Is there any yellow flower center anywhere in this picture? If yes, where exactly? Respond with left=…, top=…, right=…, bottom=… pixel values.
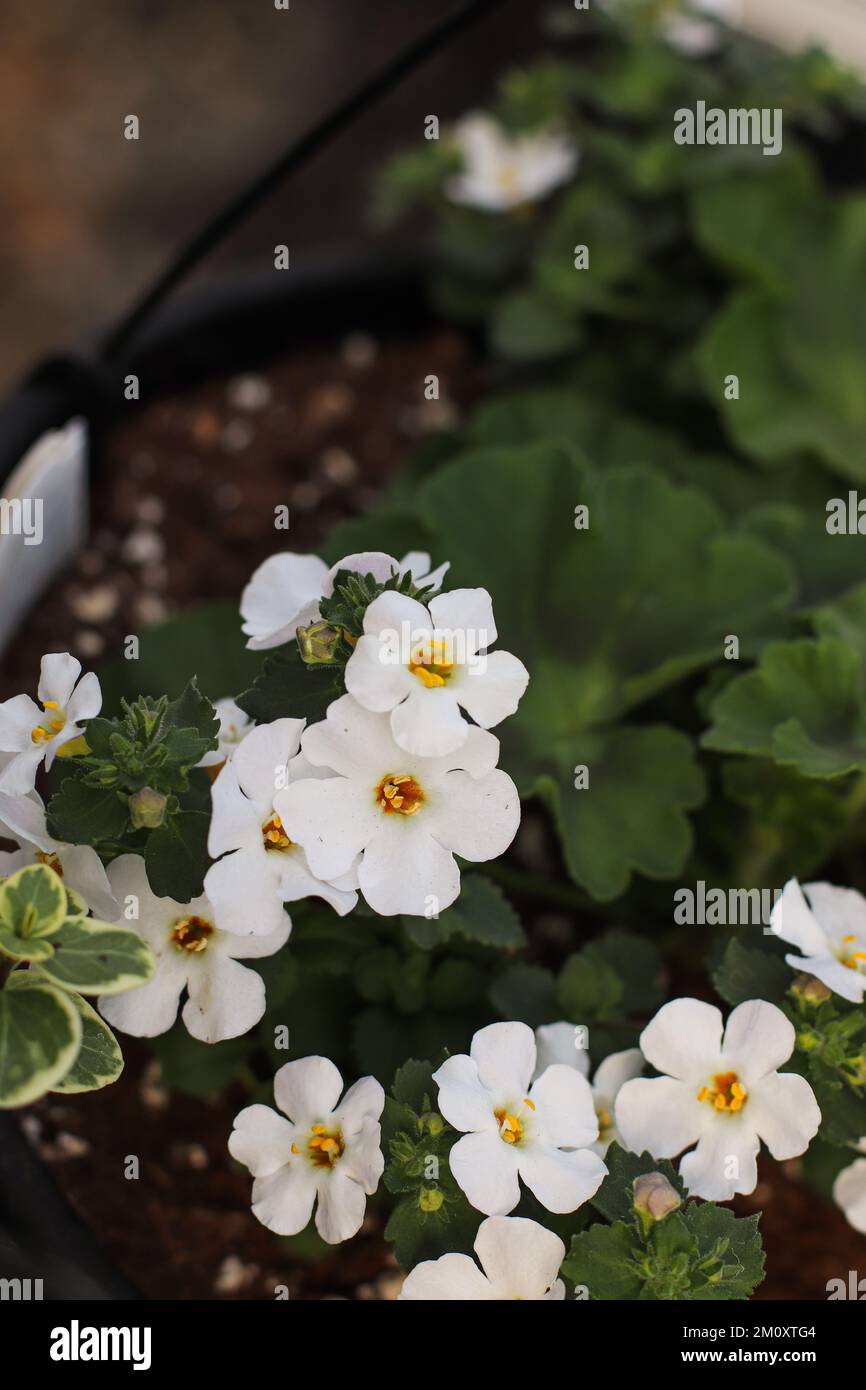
left=30, top=700, right=66, bottom=744
left=596, top=1105, right=613, bottom=1141
left=494, top=1097, right=535, bottom=1146
left=170, top=915, right=214, bottom=953
left=841, top=934, right=866, bottom=972
left=495, top=161, right=520, bottom=195
left=697, top=1071, right=748, bottom=1113
left=408, top=638, right=454, bottom=689
left=296, top=1123, right=345, bottom=1168
left=376, top=773, right=424, bottom=816
left=35, top=850, right=64, bottom=878
left=262, top=813, right=293, bottom=852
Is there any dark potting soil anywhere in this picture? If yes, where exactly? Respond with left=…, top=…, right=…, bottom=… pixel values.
left=1, top=329, right=864, bottom=1299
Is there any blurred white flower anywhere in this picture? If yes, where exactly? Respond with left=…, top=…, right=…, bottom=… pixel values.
left=197, top=697, right=254, bottom=769
left=770, top=878, right=866, bottom=1004
left=447, top=113, right=578, bottom=212
left=229, top=1056, right=384, bottom=1244
left=204, top=718, right=357, bottom=937
left=834, top=1141, right=866, bottom=1235
left=344, top=586, right=529, bottom=758
left=0, top=653, right=101, bottom=794
left=240, top=549, right=449, bottom=651
left=97, top=854, right=288, bottom=1043
left=275, top=695, right=519, bottom=917
left=615, top=998, right=821, bottom=1201
left=434, top=1021, right=607, bottom=1216
left=399, top=1215, right=565, bottom=1300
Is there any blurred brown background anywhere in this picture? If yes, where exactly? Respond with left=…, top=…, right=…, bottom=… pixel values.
left=0, top=0, right=537, bottom=389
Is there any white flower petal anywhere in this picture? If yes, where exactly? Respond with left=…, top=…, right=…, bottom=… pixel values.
left=98, top=959, right=186, bottom=1038
left=433, top=1054, right=498, bottom=1133
left=203, top=845, right=286, bottom=937
left=229, top=1103, right=295, bottom=1176
left=276, top=776, right=378, bottom=883
left=804, top=880, right=866, bottom=946
left=787, top=953, right=866, bottom=1003
left=333, top=1075, right=385, bottom=1132
left=770, top=878, right=833, bottom=957
left=534, top=1022, right=591, bottom=1078
left=232, top=718, right=304, bottom=808
left=448, top=1130, right=522, bottom=1215
left=399, top=1253, right=496, bottom=1300
left=454, top=650, right=529, bottom=729
left=679, top=1123, right=759, bottom=1201
left=314, top=1167, right=367, bottom=1244
left=344, top=633, right=415, bottom=713
left=0, top=694, right=45, bottom=751
left=251, top=1164, right=318, bottom=1234
left=615, top=1076, right=705, bottom=1158
left=300, top=694, right=404, bottom=779
left=470, top=1020, right=536, bottom=1096
left=240, top=553, right=328, bottom=648
left=182, top=954, right=266, bottom=1043
left=219, top=914, right=291, bottom=960
left=0, top=789, right=52, bottom=849
left=517, top=1143, right=607, bottom=1214
left=340, top=1114, right=384, bottom=1193
left=639, top=998, right=724, bottom=1084
left=592, top=1048, right=644, bottom=1100
left=38, top=652, right=81, bottom=707
left=322, top=551, right=401, bottom=596
left=530, top=1066, right=599, bottom=1149
left=207, top=762, right=261, bottom=858
left=426, top=768, right=520, bottom=863
left=834, top=1157, right=866, bottom=1234
left=66, top=670, right=102, bottom=723
left=0, top=745, right=45, bottom=795
left=59, top=845, right=119, bottom=919
left=390, top=686, right=468, bottom=758
left=722, top=999, right=796, bottom=1083
left=474, top=1215, right=565, bottom=1299
left=273, top=1055, right=344, bottom=1124
left=357, top=818, right=460, bottom=917
left=428, top=587, right=498, bottom=650
left=277, top=847, right=357, bottom=917
left=747, top=1071, right=821, bottom=1159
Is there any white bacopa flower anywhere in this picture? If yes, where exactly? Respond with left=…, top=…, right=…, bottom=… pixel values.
left=615, top=998, right=821, bottom=1202
left=97, top=855, right=288, bottom=1043
left=770, top=878, right=866, bottom=1004
left=534, top=1022, right=643, bottom=1156
left=275, top=695, right=519, bottom=917
left=204, top=717, right=357, bottom=937
left=446, top=112, right=578, bottom=213
left=0, top=653, right=101, bottom=795
left=344, top=587, right=529, bottom=758
left=399, top=1215, right=565, bottom=1300
left=240, top=549, right=449, bottom=651
left=833, top=1140, right=866, bottom=1235
left=229, top=1056, right=384, bottom=1244
left=0, top=789, right=117, bottom=920
left=197, top=697, right=254, bottom=769
left=433, top=1021, right=607, bottom=1216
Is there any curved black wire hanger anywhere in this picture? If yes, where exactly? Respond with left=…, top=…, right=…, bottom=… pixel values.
left=103, top=0, right=512, bottom=362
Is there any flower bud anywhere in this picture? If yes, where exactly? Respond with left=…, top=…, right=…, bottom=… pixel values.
left=419, top=1186, right=444, bottom=1213
left=296, top=621, right=342, bottom=665
left=129, top=786, right=168, bottom=830
left=791, top=973, right=832, bottom=1005
left=633, top=1172, right=681, bottom=1231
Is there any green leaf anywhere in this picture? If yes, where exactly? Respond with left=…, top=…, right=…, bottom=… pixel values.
left=145, top=809, right=211, bottom=902
left=383, top=1191, right=480, bottom=1270
left=683, top=1204, right=765, bottom=1301
left=35, top=916, right=155, bottom=995
left=147, top=1021, right=256, bottom=1099
left=97, top=602, right=260, bottom=707
left=711, top=939, right=791, bottom=1009
left=702, top=638, right=866, bottom=777
left=489, top=288, right=582, bottom=362
left=49, top=990, right=123, bottom=1093
left=0, top=978, right=82, bottom=1108
left=0, top=863, right=68, bottom=939
left=562, top=1220, right=644, bottom=1299
left=47, top=778, right=129, bottom=847
left=591, top=1144, right=685, bottom=1225
left=403, top=876, right=525, bottom=951
left=414, top=444, right=790, bottom=898
left=235, top=644, right=341, bottom=725
left=391, top=1058, right=437, bottom=1113
left=489, top=963, right=557, bottom=1027
left=0, top=930, right=54, bottom=964
left=556, top=949, right=622, bottom=1023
